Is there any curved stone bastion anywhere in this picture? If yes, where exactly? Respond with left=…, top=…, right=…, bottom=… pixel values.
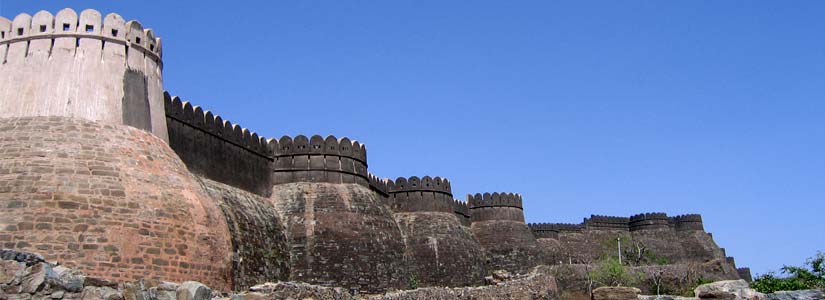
left=268, top=136, right=408, bottom=293
left=0, top=117, right=233, bottom=289
left=386, top=176, right=487, bottom=287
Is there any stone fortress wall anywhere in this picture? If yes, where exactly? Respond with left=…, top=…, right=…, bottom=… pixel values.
left=0, top=8, right=749, bottom=294
left=0, top=9, right=167, bottom=141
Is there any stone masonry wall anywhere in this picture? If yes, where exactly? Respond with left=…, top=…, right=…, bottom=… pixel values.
left=165, top=94, right=272, bottom=196
left=196, top=177, right=290, bottom=291
left=394, top=212, right=487, bottom=287
left=269, top=183, right=409, bottom=293
left=0, top=9, right=167, bottom=141
left=0, top=117, right=233, bottom=290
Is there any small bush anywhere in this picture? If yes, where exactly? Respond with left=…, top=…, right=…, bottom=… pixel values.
left=751, top=251, right=824, bottom=293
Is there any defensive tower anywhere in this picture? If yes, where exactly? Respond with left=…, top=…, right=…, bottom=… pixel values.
left=468, top=193, right=543, bottom=273
left=268, top=135, right=407, bottom=293
left=0, top=9, right=168, bottom=141
left=387, top=176, right=486, bottom=287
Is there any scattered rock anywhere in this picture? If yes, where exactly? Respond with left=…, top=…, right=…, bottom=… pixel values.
left=157, top=282, right=179, bottom=292
left=20, top=262, right=49, bottom=293
left=694, top=280, right=764, bottom=300
left=176, top=281, right=211, bottom=300
left=592, top=286, right=642, bottom=300
left=51, top=265, right=86, bottom=292
left=765, top=290, right=825, bottom=300
left=51, top=290, right=65, bottom=299
left=0, top=249, right=46, bottom=266
left=81, top=286, right=123, bottom=300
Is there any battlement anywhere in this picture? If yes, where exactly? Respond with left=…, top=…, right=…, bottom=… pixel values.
left=583, top=215, right=631, bottom=230
left=271, top=135, right=369, bottom=186
left=164, top=93, right=273, bottom=195
left=467, top=192, right=523, bottom=209
left=468, top=193, right=525, bottom=223
left=669, top=214, right=705, bottom=231
left=0, top=9, right=162, bottom=61
left=453, top=199, right=470, bottom=219
left=386, top=176, right=454, bottom=213
left=0, top=9, right=168, bottom=141
left=165, top=93, right=269, bottom=156
left=629, top=212, right=671, bottom=231
left=527, top=223, right=560, bottom=239
left=368, top=173, right=389, bottom=196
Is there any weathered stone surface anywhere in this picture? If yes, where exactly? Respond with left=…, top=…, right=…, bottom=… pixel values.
left=176, top=282, right=210, bottom=300
left=694, top=280, right=763, bottom=300
left=0, top=9, right=168, bottom=141
left=197, top=178, right=289, bottom=290
left=393, top=212, right=487, bottom=287
left=270, top=183, right=408, bottom=293
left=638, top=295, right=697, bottom=300
left=592, top=286, right=641, bottom=300
left=0, top=117, right=233, bottom=290
left=52, top=265, right=86, bottom=292
left=20, top=263, right=48, bottom=293
left=765, top=290, right=825, bottom=300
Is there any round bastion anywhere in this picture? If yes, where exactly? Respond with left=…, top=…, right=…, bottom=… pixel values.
left=0, top=117, right=233, bottom=290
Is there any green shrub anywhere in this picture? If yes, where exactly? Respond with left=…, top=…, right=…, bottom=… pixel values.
left=751, top=251, right=824, bottom=293
left=588, top=256, right=641, bottom=287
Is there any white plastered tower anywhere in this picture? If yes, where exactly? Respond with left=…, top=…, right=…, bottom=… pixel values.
left=0, top=8, right=167, bottom=141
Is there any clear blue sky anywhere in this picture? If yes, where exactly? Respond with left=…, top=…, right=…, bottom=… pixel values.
left=3, top=1, right=823, bottom=277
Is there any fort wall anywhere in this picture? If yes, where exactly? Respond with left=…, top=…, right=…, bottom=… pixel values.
left=164, top=93, right=272, bottom=196
left=0, top=9, right=167, bottom=141
left=0, top=7, right=751, bottom=292
left=386, top=176, right=454, bottom=213
left=528, top=213, right=725, bottom=266
left=468, top=192, right=543, bottom=274
left=271, top=135, right=369, bottom=186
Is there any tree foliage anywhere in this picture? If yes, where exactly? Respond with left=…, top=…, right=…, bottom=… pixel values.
left=587, top=256, right=641, bottom=287
left=751, top=251, right=825, bottom=293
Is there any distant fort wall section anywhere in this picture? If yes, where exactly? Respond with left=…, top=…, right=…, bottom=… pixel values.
left=386, top=176, right=454, bottom=213
left=271, top=135, right=369, bottom=186
left=468, top=192, right=524, bottom=223
left=0, top=9, right=167, bottom=141
left=163, top=95, right=388, bottom=196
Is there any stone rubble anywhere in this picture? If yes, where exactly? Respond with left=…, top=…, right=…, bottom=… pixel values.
left=0, top=249, right=559, bottom=300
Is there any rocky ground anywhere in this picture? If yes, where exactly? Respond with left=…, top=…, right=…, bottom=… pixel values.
left=0, top=249, right=559, bottom=300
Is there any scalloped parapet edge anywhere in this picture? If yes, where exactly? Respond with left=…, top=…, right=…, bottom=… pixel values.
left=270, top=134, right=369, bottom=186
left=368, top=173, right=389, bottom=196
left=164, top=92, right=269, bottom=157
left=466, top=192, right=523, bottom=209
left=386, top=176, right=454, bottom=213
left=467, top=192, right=525, bottom=223
left=0, top=8, right=162, bottom=64
left=669, top=214, right=704, bottom=231
left=583, top=215, right=631, bottom=230
left=628, top=212, right=670, bottom=231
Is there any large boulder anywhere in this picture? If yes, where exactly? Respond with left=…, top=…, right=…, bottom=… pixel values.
left=592, top=286, right=641, bottom=300
left=694, top=280, right=764, bottom=300
left=765, top=290, right=825, bottom=300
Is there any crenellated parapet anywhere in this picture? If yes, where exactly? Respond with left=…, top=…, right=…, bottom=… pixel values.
left=467, top=192, right=525, bottom=223
left=164, top=93, right=269, bottom=157
left=386, top=176, right=454, bottom=213
left=368, top=173, right=389, bottom=196
left=669, top=214, right=704, bottom=231
left=163, top=93, right=273, bottom=195
left=271, top=135, right=369, bottom=186
left=0, top=9, right=168, bottom=141
left=584, top=215, right=630, bottom=230
left=629, top=212, right=671, bottom=231
left=453, top=199, right=471, bottom=225
left=527, top=223, right=560, bottom=239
